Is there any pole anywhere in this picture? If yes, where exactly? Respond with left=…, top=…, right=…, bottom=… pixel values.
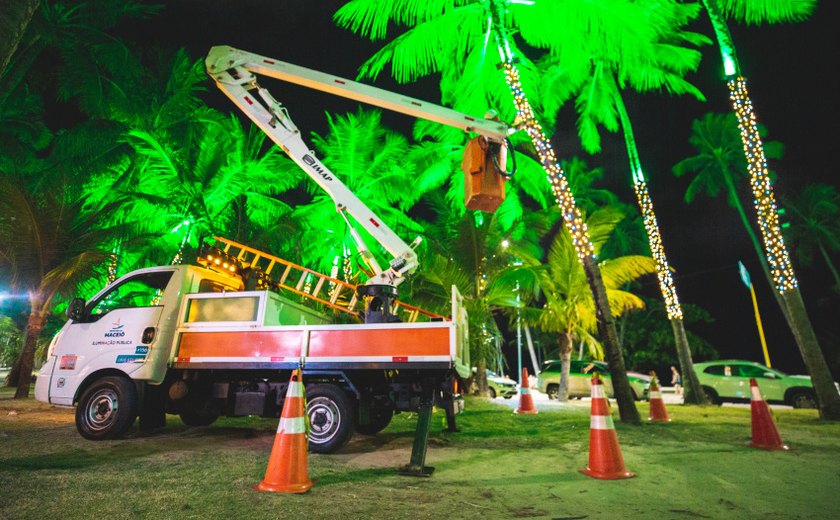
left=516, top=283, right=522, bottom=386
left=749, top=283, right=772, bottom=367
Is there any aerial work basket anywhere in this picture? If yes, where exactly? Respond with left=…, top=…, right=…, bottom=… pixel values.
left=461, top=136, right=508, bottom=213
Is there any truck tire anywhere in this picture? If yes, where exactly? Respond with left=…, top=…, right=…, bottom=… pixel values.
left=306, top=384, right=355, bottom=453
left=356, top=406, right=394, bottom=435
left=179, top=402, right=221, bottom=427
left=75, top=376, right=138, bottom=440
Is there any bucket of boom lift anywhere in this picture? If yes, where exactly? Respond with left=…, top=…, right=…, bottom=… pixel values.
left=462, top=136, right=507, bottom=213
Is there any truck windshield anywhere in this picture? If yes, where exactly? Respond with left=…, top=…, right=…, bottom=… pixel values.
left=88, top=271, right=174, bottom=319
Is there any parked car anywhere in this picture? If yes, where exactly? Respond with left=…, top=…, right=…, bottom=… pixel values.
left=536, top=360, right=650, bottom=401
left=486, top=369, right=518, bottom=399
left=692, top=360, right=819, bottom=408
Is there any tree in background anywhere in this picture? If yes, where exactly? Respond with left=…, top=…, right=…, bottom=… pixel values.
left=696, top=0, right=839, bottom=419
left=538, top=0, right=710, bottom=403
left=782, top=184, right=840, bottom=292
left=0, top=154, right=135, bottom=398
left=515, top=206, right=657, bottom=401
left=333, top=0, right=683, bottom=423
left=622, top=296, right=718, bottom=373
left=292, top=108, right=423, bottom=279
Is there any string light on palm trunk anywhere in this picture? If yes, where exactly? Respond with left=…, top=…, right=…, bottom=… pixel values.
left=170, top=219, right=192, bottom=266
left=632, top=174, right=683, bottom=319
left=727, top=76, right=797, bottom=292
left=502, top=62, right=593, bottom=260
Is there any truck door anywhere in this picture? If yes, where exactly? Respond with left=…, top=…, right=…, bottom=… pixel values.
left=46, top=270, right=174, bottom=405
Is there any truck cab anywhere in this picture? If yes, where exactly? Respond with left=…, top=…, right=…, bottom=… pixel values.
left=35, top=266, right=239, bottom=423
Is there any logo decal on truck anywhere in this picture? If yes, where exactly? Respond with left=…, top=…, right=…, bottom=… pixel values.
left=105, top=319, right=126, bottom=338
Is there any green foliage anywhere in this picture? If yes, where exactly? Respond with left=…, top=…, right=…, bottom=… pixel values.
left=0, top=316, right=23, bottom=367
left=515, top=206, right=658, bottom=360
left=621, top=296, right=718, bottom=371
left=782, top=183, right=840, bottom=276
left=718, top=0, right=816, bottom=26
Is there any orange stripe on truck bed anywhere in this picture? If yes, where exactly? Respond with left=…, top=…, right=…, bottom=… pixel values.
left=178, top=331, right=303, bottom=358
left=308, top=327, right=449, bottom=357
left=177, top=326, right=451, bottom=359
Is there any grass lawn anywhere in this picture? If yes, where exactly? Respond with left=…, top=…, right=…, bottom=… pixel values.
left=2, top=385, right=839, bottom=519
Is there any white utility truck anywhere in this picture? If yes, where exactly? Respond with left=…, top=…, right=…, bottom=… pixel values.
left=35, top=46, right=511, bottom=453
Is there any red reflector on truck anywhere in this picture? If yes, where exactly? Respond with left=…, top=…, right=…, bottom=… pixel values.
left=392, top=356, right=408, bottom=362
left=177, top=357, right=190, bottom=362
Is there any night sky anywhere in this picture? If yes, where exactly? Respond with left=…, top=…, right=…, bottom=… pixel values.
left=125, top=0, right=839, bottom=374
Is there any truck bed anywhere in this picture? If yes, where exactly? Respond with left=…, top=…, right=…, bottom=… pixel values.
left=171, top=288, right=469, bottom=376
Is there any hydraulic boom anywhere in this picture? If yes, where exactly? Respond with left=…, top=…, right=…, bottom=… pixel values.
left=206, top=45, right=511, bottom=290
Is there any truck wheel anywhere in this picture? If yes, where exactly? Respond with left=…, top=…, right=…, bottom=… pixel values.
left=356, top=406, right=394, bottom=435
left=306, top=384, right=355, bottom=453
left=76, top=376, right=138, bottom=440
left=179, top=402, right=220, bottom=427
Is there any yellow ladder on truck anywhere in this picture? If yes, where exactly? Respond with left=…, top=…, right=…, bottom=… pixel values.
left=208, top=236, right=444, bottom=323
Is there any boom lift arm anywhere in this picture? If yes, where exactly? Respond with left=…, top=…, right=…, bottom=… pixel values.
left=205, top=45, right=511, bottom=290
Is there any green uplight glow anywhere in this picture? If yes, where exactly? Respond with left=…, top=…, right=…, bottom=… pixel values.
left=723, top=55, right=736, bottom=76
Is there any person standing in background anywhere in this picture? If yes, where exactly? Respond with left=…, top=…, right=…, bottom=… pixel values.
left=670, top=365, right=682, bottom=396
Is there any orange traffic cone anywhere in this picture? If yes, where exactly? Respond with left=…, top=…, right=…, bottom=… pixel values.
left=749, top=378, right=789, bottom=451
left=580, top=373, right=636, bottom=480
left=255, top=369, right=313, bottom=493
left=514, top=368, right=538, bottom=414
left=647, top=371, right=671, bottom=423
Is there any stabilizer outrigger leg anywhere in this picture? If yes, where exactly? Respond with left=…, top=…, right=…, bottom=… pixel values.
left=399, top=387, right=435, bottom=477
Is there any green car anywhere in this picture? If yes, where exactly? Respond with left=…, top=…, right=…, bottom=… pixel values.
left=692, top=360, right=819, bottom=408
left=486, top=369, right=518, bottom=399
left=536, top=360, right=650, bottom=401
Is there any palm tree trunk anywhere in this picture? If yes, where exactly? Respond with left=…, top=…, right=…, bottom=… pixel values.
left=13, top=298, right=46, bottom=399
left=475, top=358, right=490, bottom=397
left=616, top=93, right=706, bottom=405
left=0, top=0, right=39, bottom=76
left=558, top=332, right=572, bottom=401
left=782, top=289, right=840, bottom=419
left=703, top=1, right=838, bottom=420
left=489, top=9, right=639, bottom=423
left=670, top=318, right=707, bottom=405
left=718, top=165, right=794, bottom=330
left=582, top=254, right=640, bottom=422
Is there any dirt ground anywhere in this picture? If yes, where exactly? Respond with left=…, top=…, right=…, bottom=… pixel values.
left=2, top=393, right=839, bottom=520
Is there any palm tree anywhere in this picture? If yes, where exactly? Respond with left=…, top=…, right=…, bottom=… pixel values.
left=674, top=112, right=786, bottom=311
left=408, top=196, right=527, bottom=396
left=122, top=108, right=298, bottom=267
left=538, top=0, right=711, bottom=403
left=0, top=0, right=38, bottom=75
left=697, top=0, right=839, bottom=419
left=290, top=108, right=424, bottom=277
left=0, top=146, right=135, bottom=398
left=516, top=207, right=657, bottom=401
left=335, top=0, right=658, bottom=423
left=782, top=184, right=840, bottom=290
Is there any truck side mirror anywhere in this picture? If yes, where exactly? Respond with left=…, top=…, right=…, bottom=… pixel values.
left=67, top=298, right=86, bottom=321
